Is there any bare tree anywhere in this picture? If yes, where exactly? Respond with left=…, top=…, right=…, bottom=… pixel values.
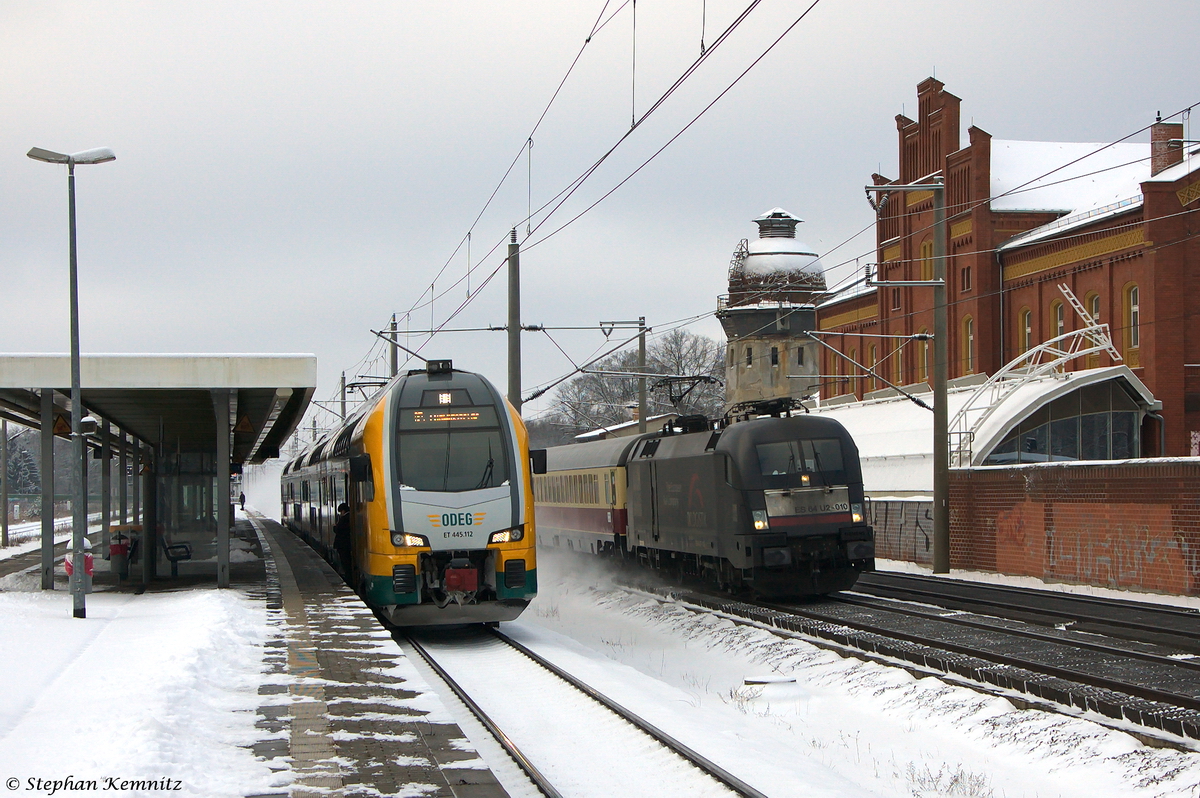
left=533, top=329, right=725, bottom=445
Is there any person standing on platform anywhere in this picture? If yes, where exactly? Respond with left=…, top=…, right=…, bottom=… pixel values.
left=239, top=492, right=246, bottom=510
left=333, top=502, right=352, bottom=579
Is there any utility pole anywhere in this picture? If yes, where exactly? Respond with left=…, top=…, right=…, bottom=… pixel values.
left=389, top=314, right=398, bottom=378
left=638, top=316, right=647, bottom=433
left=508, top=229, right=522, bottom=414
left=340, top=371, right=347, bottom=420
left=865, top=178, right=949, bottom=573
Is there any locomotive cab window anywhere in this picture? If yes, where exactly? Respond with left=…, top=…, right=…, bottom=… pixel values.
left=396, top=405, right=509, bottom=492
left=756, top=438, right=846, bottom=485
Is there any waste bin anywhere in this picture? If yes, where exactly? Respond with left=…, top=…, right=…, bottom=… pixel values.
left=109, top=533, right=130, bottom=580
left=63, top=540, right=95, bottom=593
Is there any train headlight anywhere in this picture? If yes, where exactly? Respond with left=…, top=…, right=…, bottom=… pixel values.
left=392, top=532, right=428, bottom=548
left=489, top=527, right=524, bottom=545
left=752, top=510, right=769, bottom=531
left=801, top=474, right=810, bottom=486
left=851, top=503, right=863, bottom=524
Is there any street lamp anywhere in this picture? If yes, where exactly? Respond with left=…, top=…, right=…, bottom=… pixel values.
left=28, top=145, right=116, bottom=619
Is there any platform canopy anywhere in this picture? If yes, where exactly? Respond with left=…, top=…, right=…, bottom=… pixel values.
left=0, top=354, right=315, bottom=462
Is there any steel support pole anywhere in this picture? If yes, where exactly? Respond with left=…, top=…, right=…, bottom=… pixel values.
left=131, top=442, right=140, bottom=529
left=119, top=431, right=127, bottom=525
left=932, top=188, right=950, bottom=574
left=389, top=315, right=398, bottom=378
left=143, top=445, right=156, bottom=584
left=638, top=317, right=647, bottom=434
left=101, top=420, right=111, bottom=555
left=507, top=229, right=522, bottom=414
left=1, top=419, right=8, bottom=548
left=340, top=371, right=346, bottom=420
left=41, top=389, right=54, bottom=589
left=214, top=390, right=231, bottom=588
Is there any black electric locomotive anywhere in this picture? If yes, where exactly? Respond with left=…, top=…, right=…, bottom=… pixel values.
left=534, top=409, right=874, bottom=596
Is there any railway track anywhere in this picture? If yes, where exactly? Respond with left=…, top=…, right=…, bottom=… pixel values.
left=851, top=570, right=1200, bottom=655
left=622, top=580, right=1200, bottom=746
left=401, top=627, right=768, bottom=798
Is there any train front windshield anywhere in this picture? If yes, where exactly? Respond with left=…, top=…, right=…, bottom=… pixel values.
left=756, top=438, right=846, bottom=485
left=397, top=406, right=510, bottom=492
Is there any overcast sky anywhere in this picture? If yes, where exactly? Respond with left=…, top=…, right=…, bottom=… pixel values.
left=3, top=0, right=1197, bottom=432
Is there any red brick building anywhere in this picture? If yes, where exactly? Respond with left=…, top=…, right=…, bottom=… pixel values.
left=817, top=79, right=1200, bottom=455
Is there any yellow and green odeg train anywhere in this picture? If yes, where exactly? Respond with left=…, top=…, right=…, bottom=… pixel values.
left=281, top=360, right=541, bottom=626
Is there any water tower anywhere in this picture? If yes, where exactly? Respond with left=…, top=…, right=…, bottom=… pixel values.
left=717, top=209, right=824, bottom=408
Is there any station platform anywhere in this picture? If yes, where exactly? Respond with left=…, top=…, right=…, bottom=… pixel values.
left=0, top=515, right=509, bottom=798
left=247, top=515, right=510, bottom=798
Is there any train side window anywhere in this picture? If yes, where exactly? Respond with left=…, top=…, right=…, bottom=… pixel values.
left=723, top=455, right=735, bottom=486
left=349, top=454, right=374, bottom=503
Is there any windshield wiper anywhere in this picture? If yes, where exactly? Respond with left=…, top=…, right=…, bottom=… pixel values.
left=475, top=440, right=495, bottom=489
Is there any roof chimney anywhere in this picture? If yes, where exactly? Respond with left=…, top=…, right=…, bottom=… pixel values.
left=1151, top=117, right=1184, bottom=177
left=754, top=208, right=801, bottom=239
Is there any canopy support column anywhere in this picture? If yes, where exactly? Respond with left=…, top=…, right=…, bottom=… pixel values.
left=213, top=390, right=231, bottom=588
left=40, top=389, right=55, bottom=590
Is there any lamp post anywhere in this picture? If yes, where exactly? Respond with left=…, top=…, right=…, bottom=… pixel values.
left=28, top=146, right=116, bottom=618
left=865, top=178, right=950, bottom=573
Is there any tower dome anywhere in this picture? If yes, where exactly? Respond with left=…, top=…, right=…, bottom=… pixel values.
left=728, top=209, right=826, bottom=306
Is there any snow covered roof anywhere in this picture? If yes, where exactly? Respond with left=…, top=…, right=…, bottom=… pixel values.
left=574, top=413, right=678, bottom=442
left=989, top=140, right=1148, bottom=214
left=809, top=366, right=1156, bottom=494
left=1143, top=151, right=1200, bottom=184
left=998, top=195, right=1143, bottom=251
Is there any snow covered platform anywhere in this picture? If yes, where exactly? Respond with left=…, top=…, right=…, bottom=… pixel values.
left=252, top=516, right=510, bottom=798
left=0, top=516, right=510, bottom=798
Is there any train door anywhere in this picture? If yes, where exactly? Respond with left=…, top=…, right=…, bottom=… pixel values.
left=649, top=462, right=661, bottom=542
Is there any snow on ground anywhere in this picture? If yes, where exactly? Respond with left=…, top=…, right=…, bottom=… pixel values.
left=0, top=515, right=102, bottom=563
left=515, top=550, right=1200, bottom=798
left=0, top=584, right=286, bottom=797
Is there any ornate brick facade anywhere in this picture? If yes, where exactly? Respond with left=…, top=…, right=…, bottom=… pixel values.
left=817, top=79, right=1200, bottom=455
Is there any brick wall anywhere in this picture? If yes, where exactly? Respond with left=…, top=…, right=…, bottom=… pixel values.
left=949, top=461, right=1200, bottom=596
left=869, top=499, right=934, bottom=566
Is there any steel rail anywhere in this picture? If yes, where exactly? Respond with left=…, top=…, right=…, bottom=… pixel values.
left=486, top=628, right=770, bottom=798
left=827, top=592, right=1200, bottom=673
left=758, top=597, right=1200, bottom=712
left=853, top=571, right=1200, bottom=643
left=404, top=634, right=564, bottom=798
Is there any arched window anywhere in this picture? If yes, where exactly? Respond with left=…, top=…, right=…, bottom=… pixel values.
left=962, top=316, right=975, bottom=374
left=919, top=239, right=934, bottom=281
left=894, top=344, right=904, bottom=385
left=869, top=344, right=878, bottom=391
left=1086, top=292, right=1101, bottom=325
left=1020, top=308, right=1033, bottom=353
left=1127, top=285, right=1140, bottom=348
left=1124, top=284, right=1141, bottom=366
left=847, top=348, right=856, bottom=395
left=1049, top=300, right=1065, bottom=340
left=917, top=328, right=929, bottom=382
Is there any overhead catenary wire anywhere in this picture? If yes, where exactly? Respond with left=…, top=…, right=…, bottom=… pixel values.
left=384, top=0, right=792, bottom=368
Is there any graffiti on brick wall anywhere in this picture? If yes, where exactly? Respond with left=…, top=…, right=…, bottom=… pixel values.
left=869, top=500, right=933, bottom=565
left=995, top=501, right=1044, bottom=578
left=1045, top=503, right=1189, bottom=594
